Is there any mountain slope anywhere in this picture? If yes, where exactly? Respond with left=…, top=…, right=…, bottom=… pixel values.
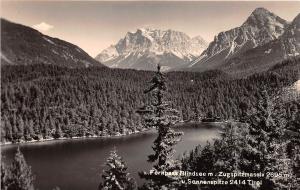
left=188, top=8, right=291, bottom=75
left=219, top=13, right=300, bottom=76
left=95, top=28, right=207, bottom=71
left=281, top=13, right=300, bottom=57
left=1, top=19, right=104, bottom=68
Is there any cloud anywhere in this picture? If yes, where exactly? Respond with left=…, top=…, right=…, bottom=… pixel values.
left=33, top=22, right=54, bottom=32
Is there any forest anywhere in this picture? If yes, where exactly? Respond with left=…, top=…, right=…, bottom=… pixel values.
left=1, top=57, right=299, bottom=190
left=1, top=57, right=299, bottom=143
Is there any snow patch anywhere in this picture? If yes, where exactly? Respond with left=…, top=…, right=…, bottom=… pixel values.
left=0, top=52, right=13, bottom=64
left=51, top=49, right=59, bottom=55
left=82, top=60, right=91, bottom=68
left=97, top=45, right=119, bottom=62
left=225, top=39, right=237, bottom=58
left=43, top=36, right=56, bottom=45
left=103, top=56, right=118, bottom=62
left=141, top=30, right=154, bottom=42
left=171, top=50, right=184, bottom=59
left=161, top=66, right=171, bottom=72
left=264, top=49, right=272, bottom=54
left=188, top=54, right=207, bottom=67
left=288, top=52, right=300, bottom=56
left=111, top=63, right=120, bottom=68
left=294, top=80, right=300, bottom=92
left=124, top=53, right=131, bottom=59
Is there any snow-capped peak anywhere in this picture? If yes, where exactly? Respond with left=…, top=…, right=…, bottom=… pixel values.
left=96, top=45, right=119, bottom=62
left=95, top=28, right=208, bottom=70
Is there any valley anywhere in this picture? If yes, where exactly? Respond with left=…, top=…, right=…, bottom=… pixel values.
left=1, top=3, right=299, bottom=190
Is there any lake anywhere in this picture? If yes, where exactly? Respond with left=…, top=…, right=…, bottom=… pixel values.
left=1, top=123, right=221, bottom=190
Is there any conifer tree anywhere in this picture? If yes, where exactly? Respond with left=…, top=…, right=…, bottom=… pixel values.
left=240, top=90, right=291, bottom=190
left=137, top=64, right=183, bottom=189
left=1, top=162, right=7, bottom=190
left=98, top=148, right=135, bottom=190
left=53, top=122, right=63, bottom=139
left=179, top=122, right=251, bottom=190
left=4, top=147, right=35, bottom=190
left=191, top=101, right=201, bottom=122
left=286, top=102, right=300, bottom=180
left=181, top=90, right=297, bottom=190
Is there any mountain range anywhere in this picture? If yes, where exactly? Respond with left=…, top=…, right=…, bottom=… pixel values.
left=1, top=7, right=299, bottom=75
left=95, top=28, right=208, bottom=71
left=187, top=8, right=300, bottom=76
left=0, top=19, right=104, bottom=68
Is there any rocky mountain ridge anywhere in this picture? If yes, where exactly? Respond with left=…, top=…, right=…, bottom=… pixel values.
left=96, top=28, right=208, bottom=71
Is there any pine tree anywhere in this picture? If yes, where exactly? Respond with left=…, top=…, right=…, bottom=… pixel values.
left=191, top=101, right=201, bottom=122
left=17, top=116, right=24, bottom=141
left=214, top=123, right=248, bottom=172
left=4, top=147, right=35, bottom=190
left=53, top=122, right=63, bottom=139
left=179, top=122, right=251, bottom=190
left=137, top=64, right=183, bottom=189
left=1, top=162, right=7, bottom=190
left=286, top=101, right=300, bottom=181
left=2, top=115, right=12, bottom=142
left=241, top=90, right=291, bottom=190
left=98, top=148, right=135, bottom=190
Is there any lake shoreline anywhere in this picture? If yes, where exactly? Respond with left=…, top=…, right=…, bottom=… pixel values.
left=1, top=123, right=221, bottom=190
left=0, top=128, right=153, bottom=147
left=1, top=121, right=225, bottom=147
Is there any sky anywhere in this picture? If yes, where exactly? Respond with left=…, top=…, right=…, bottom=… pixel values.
left=1, top=1, right=300, bottom=57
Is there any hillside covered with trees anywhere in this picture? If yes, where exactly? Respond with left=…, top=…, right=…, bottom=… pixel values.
left=1, top=57, right=299, bottom=143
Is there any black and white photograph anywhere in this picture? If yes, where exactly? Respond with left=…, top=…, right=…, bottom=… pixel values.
left=0, top=0, right=299, bottom=190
